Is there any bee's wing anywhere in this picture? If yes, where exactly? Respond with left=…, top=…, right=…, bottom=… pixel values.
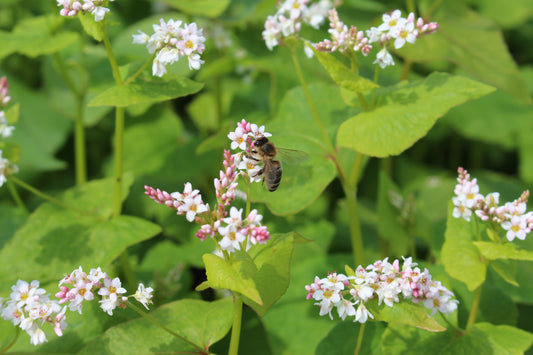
left=277, top=148, right=310, bottom=165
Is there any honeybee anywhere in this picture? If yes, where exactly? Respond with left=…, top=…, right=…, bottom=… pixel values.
left=249, top=136, right=308, bottom=192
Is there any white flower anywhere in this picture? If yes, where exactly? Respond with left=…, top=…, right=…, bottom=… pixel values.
left=91, top=6, right=109, bottom=22
left=134, top=283, right=154, bottom=310
left=228, top=127, right=249, bottom=150
left=373, top=48, right=395, bottom=68
left=0, top=111, right=14, bottom=138
left=392, top=21, right=417, bottom=49
left=250, top=124, right=272, bottom=139
left=336, top=298, right=356, bottom=320
left=501, top=215, right=530, bottom=241
left=355, top=302, right=374, bottom=323
left=378, top=10, right=405, bottom=32
left=178, top=194, right=208, bottom=222
left=218, top=225, right=246, bottom=252
left=132, top=30, right=149, bottom=45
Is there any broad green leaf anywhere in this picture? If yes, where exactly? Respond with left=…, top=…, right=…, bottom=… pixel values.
left=381, top=323, right=456, bottom=355
left=78, top=12, right=104, bottom=41
left=381, top=323, right=533, bottom=355
left=203, top=252, right=263, bottom=305
left=8, top=78, right=71, bottom=173
left=473, top=241, right=533, bottom=261
left=519, top=116, right=533, bottom=184
left=262, top=254, right=352, bottom=355
left=0, top=142, right=20, bottom=164
left=88, top=78, right=204, bottom=107
left=0, top=203, right=25, bottom=249
left=157, top=0, right=231, bottom=17
left=0, top=16, right=79, bottom=59
left=312, top=49, right=378, bottom=93
left=366, top=299, right=446, bottom=332
left=241, top=232, right=295, bottom=316
left=398, top=0, right=530, bottom=103
left=478, top=285, right=518, bottom=326
left=377, top=172, right=411, bottom=256
left=250, top=84, right=356, bottom=215
left=441, top=202, right=487, bottom=291
left=337, top=73, right=495, bottom=157
left=0, top=175, right=163, bottom=286
left=490, top=260, right=519, bottom=287
left=78, top=298, right=233, bottom=354
left=442, top=90, right=533, bottom=151
left=475, top=0, right=533, bottom=28
left=316, top=321, right=386, bottom=355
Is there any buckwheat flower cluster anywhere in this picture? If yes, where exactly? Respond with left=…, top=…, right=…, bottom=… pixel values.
left=56, top=266, right=153, bottom=316
left=316, top=9, right=372, bottom=55
left=0, top=77, right=18, bottom=187
left=305, top=257, right=458, bottom=323
left=1, top=280, right=67, bottom=346
left=366, top=9, right=438, bottom=68
left=132, top=19, right=206, bottom=77
left=57, top=0, right=114, bottom=22
left=452, top=167, right=533, bottom=242
left=262, top=0, right=336, bottom=50
left=145, top=119, right=272, bottom=254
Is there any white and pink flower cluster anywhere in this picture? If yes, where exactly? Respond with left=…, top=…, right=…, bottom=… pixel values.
left=262, top=0, right=336, bottom=50
left=305, top=257, right=458, bottom=323
left=0, top=76, right=18, bottom=187
left=132, top=19, right=206, bottom=77
left=316, top=9, right=438, bottom=68
left=366, top=9, right=438, bottom=68
left=57, top=0, right=114, bottom=22
left=145, top=120, right=272, bottom=254
left=227, top=119, right=272, bottom=183
left=316, top=9, right=372, bottom=56
left=452, top=167, right=533, bottom=242
left=56, top=266, right=153, bottom=315
left=1, top=280, right=67, bottom=346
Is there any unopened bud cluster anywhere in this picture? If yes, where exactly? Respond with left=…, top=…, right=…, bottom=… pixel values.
left=133, top=19, right=206, bottom=77
left=57, top=0, right=114, bottom=22
left=305, top=257, right=458, bottom=323
left=0, top=76, right=18, bottom=187
left=453, top=167, right=533, bottom=242
left=262, top=0, right=337, bottom=50
left=317, top=9, right=438, bottom=68
left=145, top=119, right=272, bottom=254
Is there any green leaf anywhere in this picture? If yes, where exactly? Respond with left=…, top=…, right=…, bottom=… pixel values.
left=0, top=16, right=79, bottom=59
left=78, top=298, right=233, bottom=354
left=88, top=78, right=204, bottom=107
left=312, top=48, right=378, bottom=92
left=78, top=12, right=105, bottom=41
left=381, top=323, right=456, bottom=355
left=473, top=241, right=533, bottom=261
left=203, top=252, right=263, bottom=305
left=250, top=84, right=356, bottom=215
left=157, top=0, right=231, bottom=17
left=490, top=260, right=519, bottom=287
left=337, top=72, right=495, bottom=157
left=241, top=232, right=295, bottom=316
left=398, top=0, right=530, bottom=103
left=441, top=202, right=487, bottom=291
left=316, top=321, right=386, bottom=355
left=0, top=175, right=163, bottom=286
left=366, top=300, right=446, bottom=332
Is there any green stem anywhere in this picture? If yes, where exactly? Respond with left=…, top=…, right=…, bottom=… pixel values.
left=53, top=53, right=87, bottom=185
left=406, top=0, right=416, bottom=14
left=354, top=322, right=366, bottom=355
left=126, top=301, right=204, bottom=352
left=102, top=23, right=136, bottom=289
left=400, top=59, right=412, bottom=82
left=7, top=179, right=28, bottom=215
left=124, top=55, right=155, bottom=85
left=370, top=65, right=380, bottom=109
left=74, top=97, right=87, bottom=185
left=344, top=184, right=365, bottom=266
left=289, top=48, right=335, bottom=155
left=8, top=176, right=103, bottom=220
left=466, top=286, right=482, bottom=330
left=0, top=327, right=19, bottom=354
left=228, top=293, right=243, bottom=355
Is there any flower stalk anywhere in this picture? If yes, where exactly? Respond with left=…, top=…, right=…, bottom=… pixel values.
left=228, top=293, right=243, bottom=355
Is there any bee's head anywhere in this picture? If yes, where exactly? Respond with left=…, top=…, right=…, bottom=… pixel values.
left=253, top=136, right=269, bottom=147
